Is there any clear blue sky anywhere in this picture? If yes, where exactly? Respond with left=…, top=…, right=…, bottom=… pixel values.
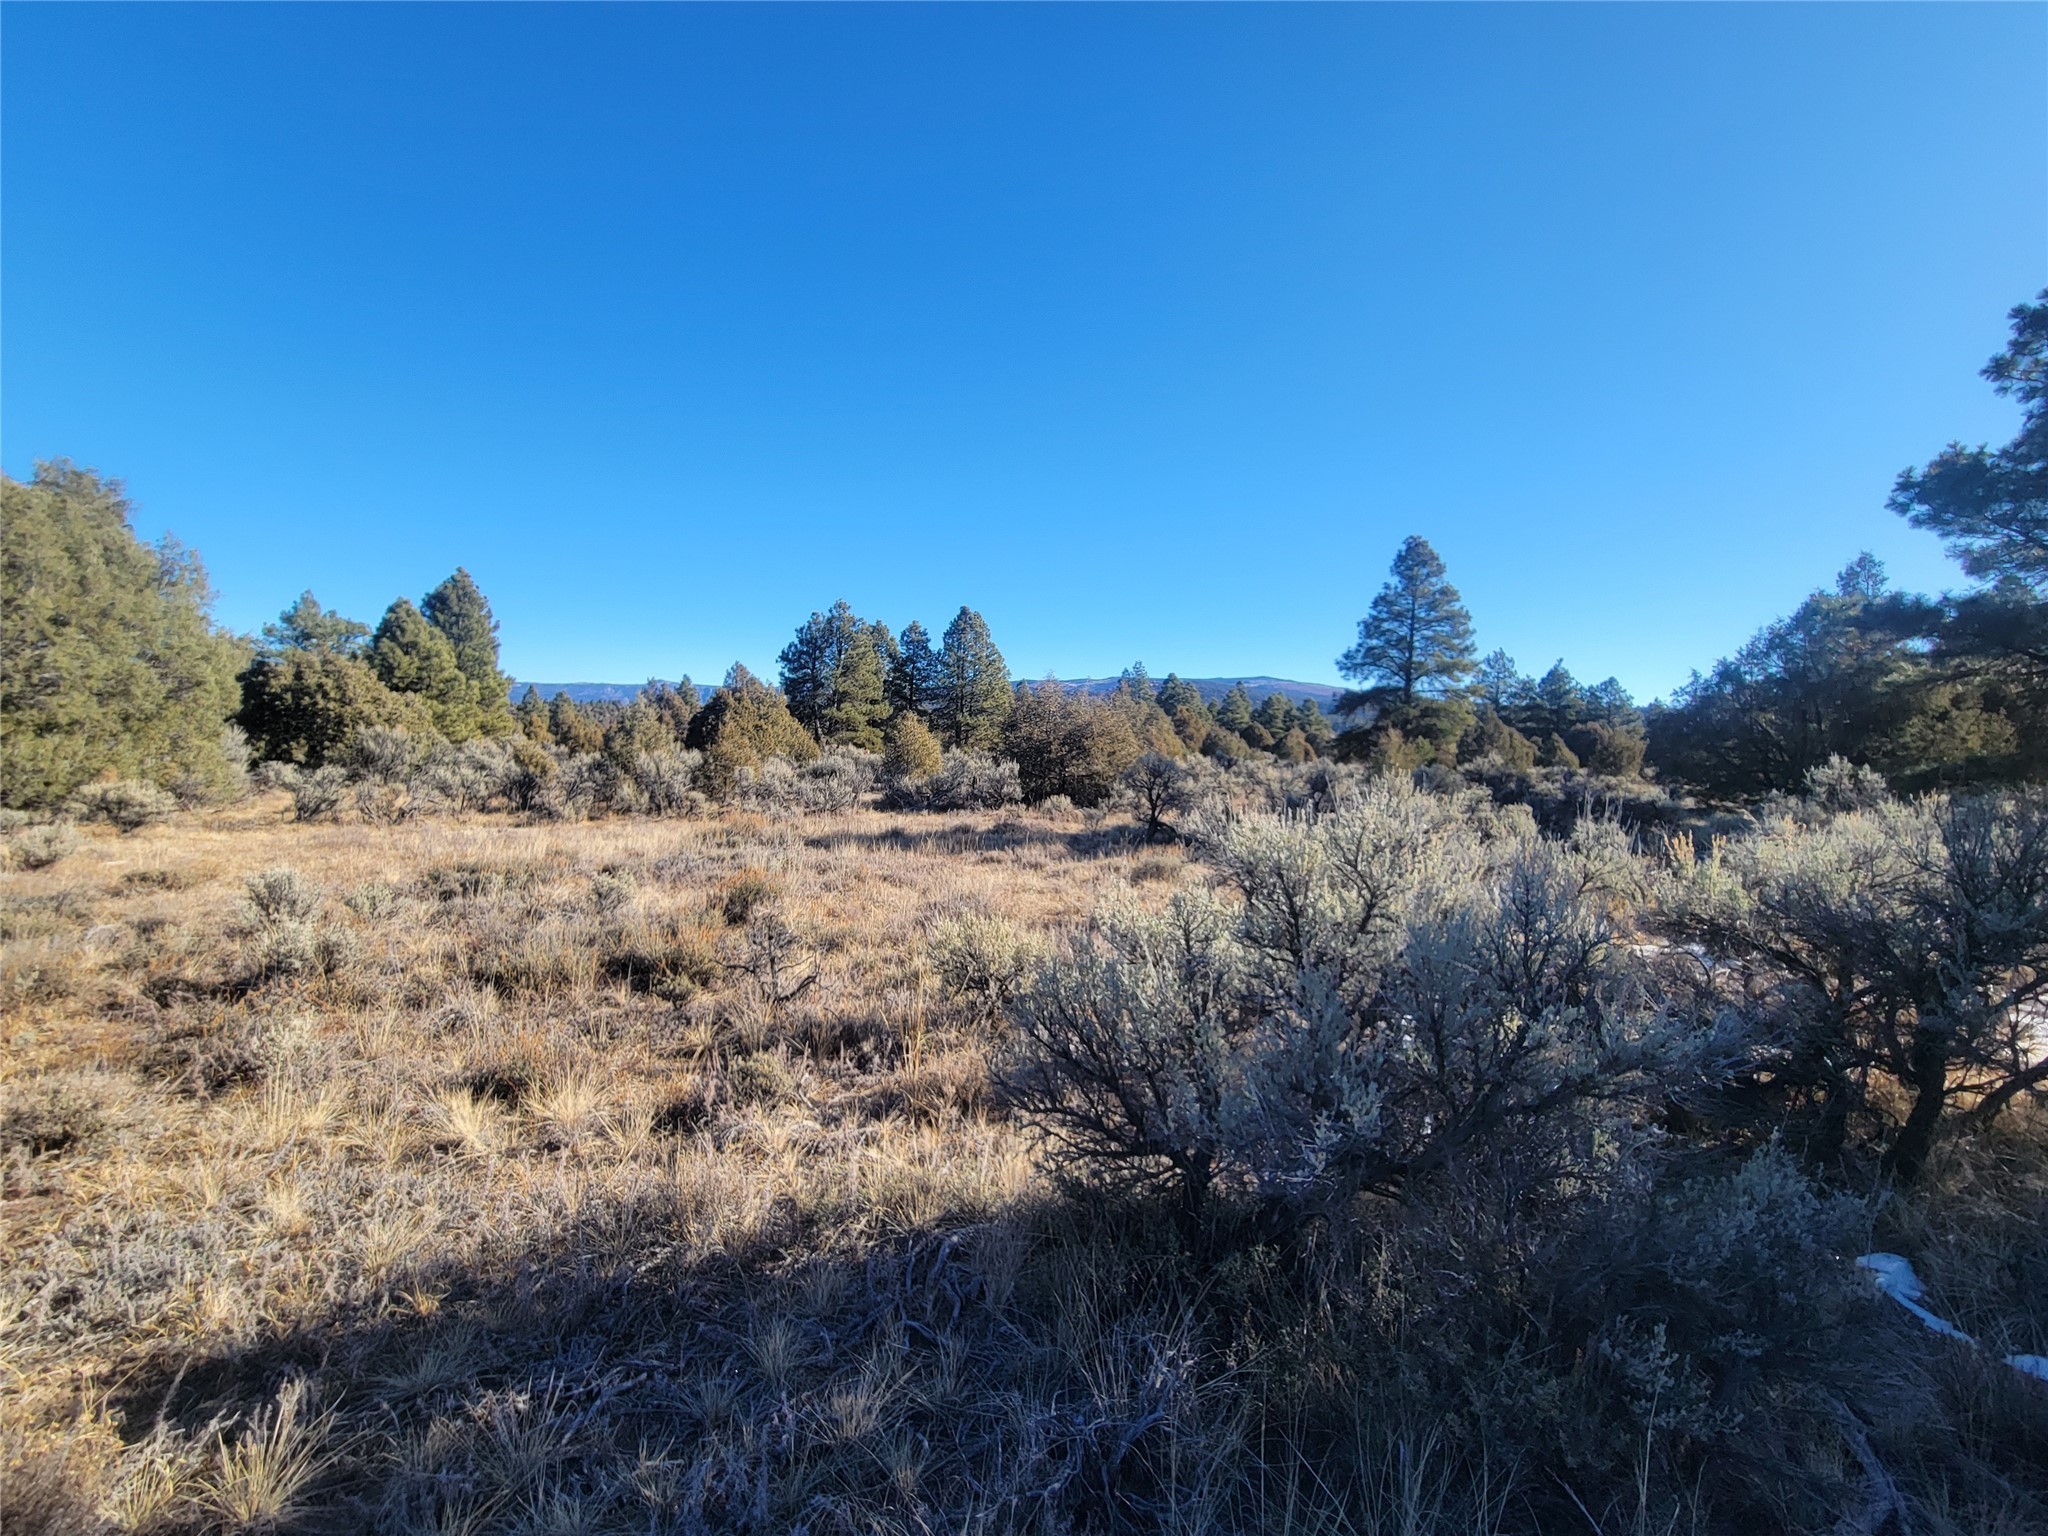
left=4, top=4, right=2043, bottom=699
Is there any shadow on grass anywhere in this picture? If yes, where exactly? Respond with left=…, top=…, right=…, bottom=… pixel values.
left=102, top=1173, right=1248, bottom=1536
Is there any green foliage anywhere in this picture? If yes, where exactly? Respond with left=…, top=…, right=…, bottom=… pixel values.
left=1, top=462, right=248, bottom=809
left=1646, top=557, right=2012, bottom=795
left=1538, top=731, right=1580, bottom=770
left=1890, top=290, right=2048, bottom=591
left=421, top=568, right=513, bottom=723
left=602, top=698, right=675, bottom=769
left=883, top=711, right=943, bottom=780
left=934, top=607, right=1012, bottom=750
left=260, top=591, right=369, bottom=657
left=546, top=692, right=605, bottom=755
left=1462, top=707, right=1538, bottom=770
left=690, top=665, right=819, bottom=796
left=371, top=598, right=488, bottom=740
left=1154, top=672, right=1207, bottom=719
left=1336, top=535, right=1477, bottom=716
left=885, top=619, right=939, bottom=719
left=513, top=685, right=549, bottom=741
left=1212, top=682, right=1255, bottom=735
left=1003, top=681, right=1142, bottom=806
left=238, top=651, right=436, bottom=767
left=779, top=600, right=887, bottom=742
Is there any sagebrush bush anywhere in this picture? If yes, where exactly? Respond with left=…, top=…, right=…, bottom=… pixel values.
left=927, top=913, right=1041, bottom=1025
left=66, top=779, right=178, bottom=833
left=8, top=822, right=81, bottom=870
left=289, top=766, right=347, bottom=822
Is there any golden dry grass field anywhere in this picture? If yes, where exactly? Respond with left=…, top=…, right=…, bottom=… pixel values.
left=2, top=795, right=1232, bottom=1534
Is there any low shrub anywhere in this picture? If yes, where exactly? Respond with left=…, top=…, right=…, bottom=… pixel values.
left=67, top=779, right=178, bottom=833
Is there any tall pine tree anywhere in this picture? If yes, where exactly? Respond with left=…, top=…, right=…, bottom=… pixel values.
left=423, top=568, right=513, bottom=730
left=934, top=607, right=1012, bottom=749
left=887, top=620, right=940, bottom=718
left=1337, top=536, right=1477, bottom=714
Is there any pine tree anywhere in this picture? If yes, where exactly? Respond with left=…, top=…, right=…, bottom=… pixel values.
left=779, top=601, right=871, bottom=737
left=548, top=693, right=605, bottom=755
left=934, top=607, right=1012, bottom=749
left=1295, top=698, right=1336, bottom=752
left=262, top=591, right=370, bottom=657
left=821, top=629, right=890, bottom=749
left=1474, top=649, right=1528, bottom=715
left=515, top=685, right=550, bottom=742
left=1337, top=536, right=1477, bottom=719
left=1252, top=691, right=1297, bottom=739
left=644, top=679, right=699, bottom=744
left=422, top=569, right=513, bottom=730
left=1530, top=661, right=1585, bottom=738
left=2, top=462, right=248, bottom=808
left=887, top=620, right=940, bottom=718
left=1214, top=683, right=1255, bottom=735
left=1155, top=673, right=1206, bottom=719
left=1890, top=291, right=2048, bottom=592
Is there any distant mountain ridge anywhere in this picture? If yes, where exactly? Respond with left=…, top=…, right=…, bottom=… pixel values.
left=513, top=676, right=1344, bottom=710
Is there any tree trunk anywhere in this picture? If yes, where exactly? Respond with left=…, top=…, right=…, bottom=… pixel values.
left=1883, top=1030, right=1949, bottom=1184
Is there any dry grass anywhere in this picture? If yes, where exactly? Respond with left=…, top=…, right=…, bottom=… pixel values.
left=0, top=795, right=1194, bottom=1533
left=2, top=792, right=2041, bottom=1534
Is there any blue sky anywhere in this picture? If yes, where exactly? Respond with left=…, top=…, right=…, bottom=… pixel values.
left=4, top=4, right=2042, bottom=699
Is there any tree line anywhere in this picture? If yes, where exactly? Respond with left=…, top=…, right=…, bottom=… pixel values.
left=4, top=291, right=2042, bottom=813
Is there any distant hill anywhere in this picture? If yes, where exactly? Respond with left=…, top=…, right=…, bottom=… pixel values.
left=510, top=682, right=671, bottom=705
left=513, top=676, right=1347, bottom=712
left=1059, top=677, right=1344, bottom=711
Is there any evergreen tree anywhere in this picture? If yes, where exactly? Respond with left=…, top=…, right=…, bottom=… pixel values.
left=1295, top=698, right=1337, bottom=752
left=1252, top=691, right=1297, bottom=739
left=934, top=607, right=1012, bottom=749
left=547, top=692, right=606, bottom=755
left=690, top=665, right=818, bottom=793
left=604, top=698, right=675, bottom=767
left=1473, top=649, right=1528, bottom=715
left=645, top=679, right=700, bottom=744
left=1529, top=661, right=1585, bottom=738
left=514, top=685, right=550, bottom=742
left=1890, top=291, right=2048, bottom=592
left=262, top=591, right=370, bottom=657
left=238, top=650, right=434, bottom=767
left=1337, top=536, right=1477, bottom=718
left=821, top=628, right=890, bottom=749
left=1214, top=683, right=1256, bottom=735
left=779, top=600, right=871, bottom=737
left=884, top=712, right=943, bottom=779
left=422, top=568, right=512, bottom=706
left=1154, top=673, right=1206, bottom=718
left=1004, top=680, right=1141, bottom=806
left=2, top=462, right=248, bottom=808
left=887, top=620, right=940, bottom=719
left=370, top=598, right=481, bottom=738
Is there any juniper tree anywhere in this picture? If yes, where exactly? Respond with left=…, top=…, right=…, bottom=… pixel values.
left=883, top=711, right=943, bottom=780
left=548, top=692, right=605, bottom=755
left=934, top=607, right=1012, bottom=749
left=238, top=650, right=434, bottom=767
left=1337, top=536, right=1477, bottom=720
left=2, top=462, right=248, bottom=808
left=261, top=591, right=371, bottom=657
